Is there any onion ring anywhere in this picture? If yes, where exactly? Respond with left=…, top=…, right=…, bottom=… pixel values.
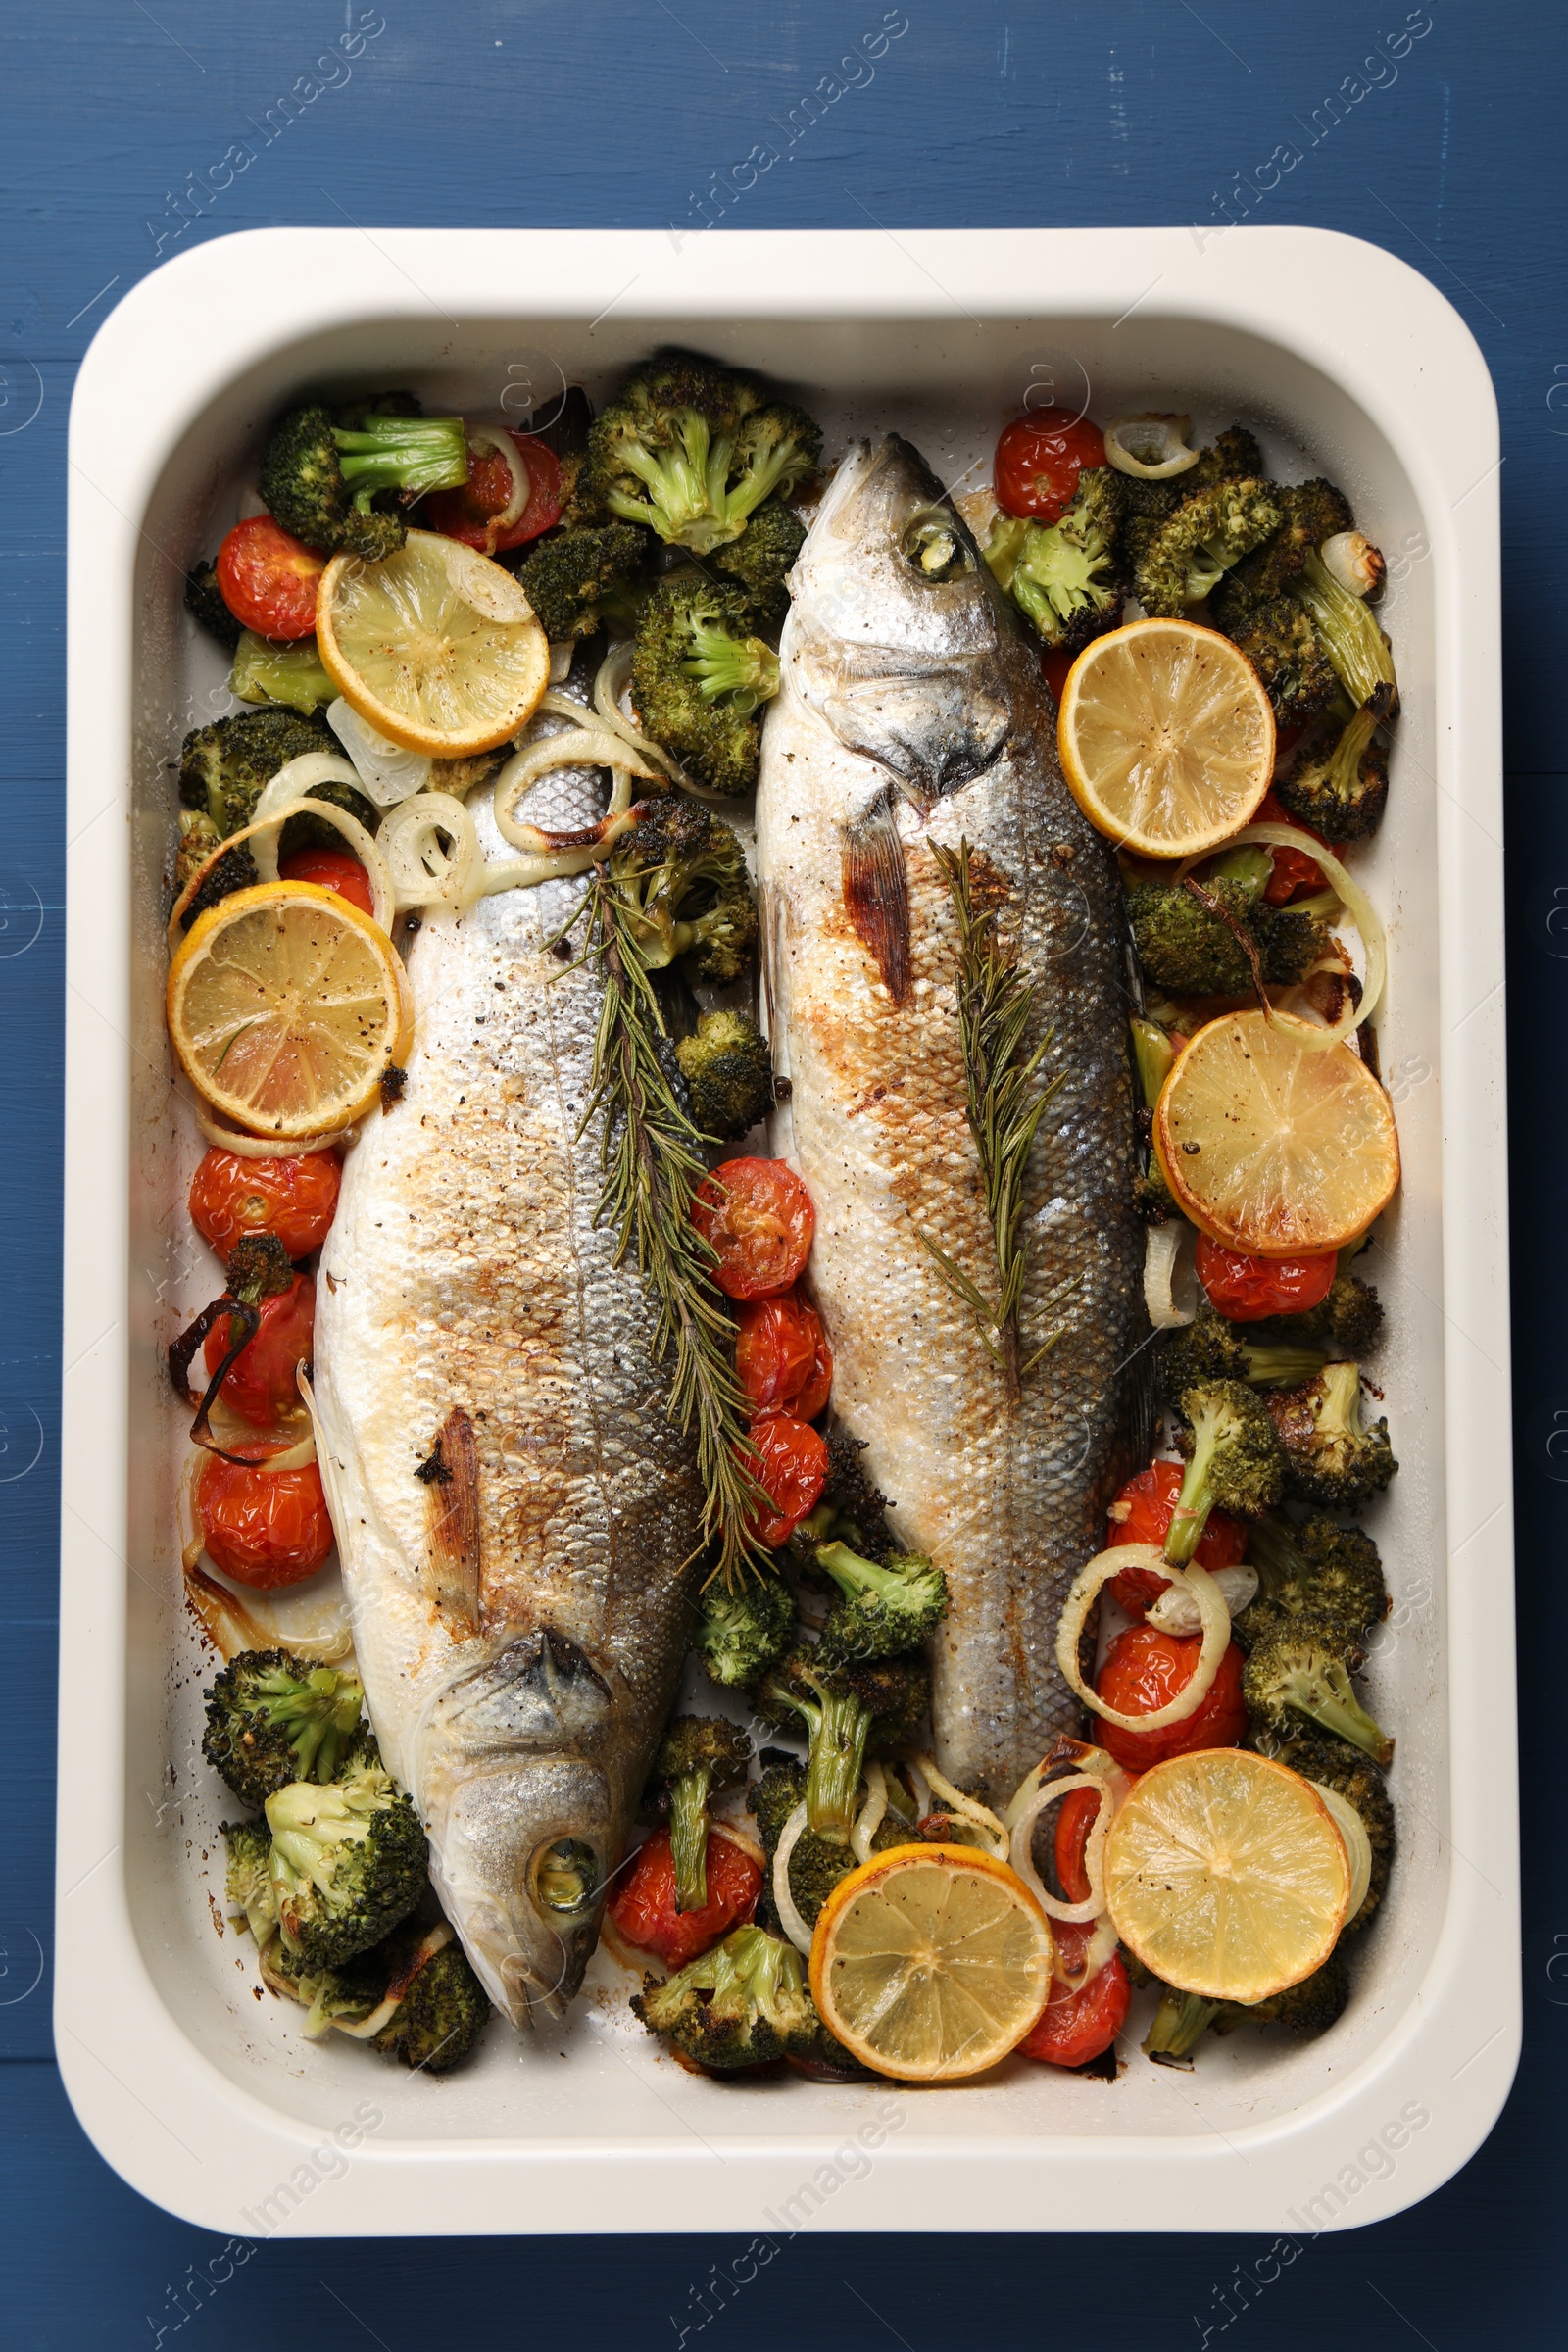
left=492, top=727, right=661, bottom=852
left=850, top=1762, right=888, bottom=1865
left=772, top=1801, right=815, bottom=1955
left=1181, top=822, right=1387, bottom=1051
left=1144, top=1221, right=1199, bottom=1328
left=1104, top=415, right=1200, bottom=480
left=167, top=795, right=395, bottom=948
left=1007, top=1770, right=1114, bottom=1924
left=1313, top=1784, right=1372, bottom=1924
left=194, top=1103, right=358, bottom=1158
left=379, top=791, right=482, bottom=910
left=465, top=423, right=529, bottom=531
left=907, top=1756, right=1010, bottom=1859
left=1054, top=1544, right=1231, bottom=1730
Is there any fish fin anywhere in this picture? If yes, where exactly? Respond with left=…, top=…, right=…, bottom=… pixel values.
left=423, top=1405, right=483, bottom=1635
left=841, top=789, right=911, bottom=1004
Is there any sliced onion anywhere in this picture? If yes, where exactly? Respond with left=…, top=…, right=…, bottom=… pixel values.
left=592, top=641, right=733, bottom=803
left=1056, top=1913, right=1120, bottom=1990
left=331, top=1924, right=457, bottom=2039
left=1003, top=1738, right=1131, bottom=1833
left=710, top=1819, right=766, bottom=1871
left=465, top=423, right=529, bottom=531
left=251, top=754, right=365, bottom=819
left=905, top=1757, right=933, bottom=1825
left=908, top=1757, right=1010, bottom=1860
left=1222, top=823, right=1387, bottom=1047
left=492, top=726, right=661, bottom=852
left=1319, top=530, right=1386, bottom=600
left=194, top=1103, right=358, bottom=1158
left=1104, top=415, right=1199, bottom=480
left=548, top=640, right=574, bottom=685
left=1312, top=1784, right=1373, bottom=1924
left=183, top=1562, right=354, bottom=1665
left=1145, top=1220, right=1199, bottom=1328
left=1147, top=1562, right=1256, bottom=1636
left=1055, top=1544, right=1230, bottom=1730
left=326, top=699, right=433, bottom=808
left=772, top=1801, right=815, bottom=1955
left=1008, top=1770, right=1114, bottom=1924
left=380, top=791, right=483, bottom=910
left=169, top=794, right=395, bottom=946
left=850, top=1762, right=888, bottom=1865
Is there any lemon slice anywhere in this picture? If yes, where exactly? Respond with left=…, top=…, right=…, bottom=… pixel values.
left=1105, top=1749, right=1349, bottom=2003
left=168, top=882, right=414, bottom=1140
left=316, top=527, right=549, bottom=757
left=808, top=1843, right=1054, bottom=2082
left=1057, top=617, right=1274, bottom=857
left=1153, top=1009, right=1399, bottom=1256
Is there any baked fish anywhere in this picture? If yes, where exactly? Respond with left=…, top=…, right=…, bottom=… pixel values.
left=755, top=436, right=1148, bottom=1805
left=311, top=769, right=703, bottom=2027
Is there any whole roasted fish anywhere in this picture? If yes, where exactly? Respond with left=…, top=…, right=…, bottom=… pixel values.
left=312, top=771, right=703, bottom=2027
left=756, top=436, right=1148, bottom=1805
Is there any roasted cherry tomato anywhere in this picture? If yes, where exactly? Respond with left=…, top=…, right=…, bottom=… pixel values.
left=1041, top=645, right=1076, bottom=707
left=735, top=1289, right=833, bottom=1422
left=994, top=410, right=1106, bottom=522
left=742, top=1412, right=829, bottom=1547
left=188, top=1148, right=342, bottom=1261
left=693, top=1157, right=814, bottom=1300
left=1195, top=1234, right=1338, bottom=1324
left=204, top=1273, right=316, bottom=1427
left=276, top=846, right=375, bottom=917
left=215, top=515, right=324, bottom=639
left=608, top=1827, right=762, bottom=1971
left=1255, top=788, right=1331, bottom=903
left=1054, top=1785, right=1103, bottom=1905
left=420, top=431, right=563, bottom=554
left=1105, top=1459, right=1248, bottom=1614
left=198, top=1446, right=335, bottom=1588
left=1017, top=1929, right=1130, bottom=2069
left=1095, top=1624, right=1248, bottom=1772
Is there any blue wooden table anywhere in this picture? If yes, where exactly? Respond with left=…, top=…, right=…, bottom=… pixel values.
left=3, top=2, right=1561, bottom=2339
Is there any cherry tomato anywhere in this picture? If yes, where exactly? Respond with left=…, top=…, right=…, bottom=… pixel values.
left=1255, top=788, right=1331, bottom=904
left=1195, top=1234, right=1338, bottom=1324
left=277, top=847, right=375, bottom=918
left=742, top=1413, right=828, bottom=1547
left=1041, top=646, right=1076, bottom=707
left=994, top=411, right=1106, bottom=522
left=735, top=1290, right=833, bottom=1422
left=188, top=1148, right=342, bottom=1260
left=693, top=1157, right=814, bottom=1300
left=420, top=432, right=563, bottom=554
left=1017, top=1931, right=1130, bottom=2069
left=609, top=1827, right=761, bottom=1971
left=1054, top=1785, right=1102, bottom=1904
left=1095, top=1624, right=1248, bottom=1772
left=198, top=1446, right=335, bottom=1588
left=215, top=515, right=324, bottom=639
left=204, top=1274, right=316, bottom=1427
left=1105, top=1459, right=1248, bottom=1614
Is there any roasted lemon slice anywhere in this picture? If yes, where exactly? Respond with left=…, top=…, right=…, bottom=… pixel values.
left=1153, top=1008, right=1399, bottom=1256
left=168, top=882, right=413, bottom=1140
left=1057, top=617, right=1274, bottom=857
left=1104, top=1749, right=1350, bottom=2004
left=809, top=1843, right=1054, bottom=2082
left=316, top=527, right=549, bottom=757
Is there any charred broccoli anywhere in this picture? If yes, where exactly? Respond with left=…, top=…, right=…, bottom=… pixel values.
left=811, top=1541, right=949, bottom=1666
left=711, top=497, right=807, bottom=623
left=586, top=354, right=821, bottom=555
left=1273, top=685, right=1394, bottom=842
left=643, top=1716, right=753, bottom=1913
left=1158, top=1304, right=1327, bottom=1400
left=1225, top=595, right=1341, bottom=727
left=1145, top=1944, right=1351, bottom=2060
left=1294, top=548, right=1398, bottom=710
left=692, top=1574, right=796, bottom=1692
left=184, top=558, right=243, bottom=649
left=1285, top=1269, right=1386, bottom=1359
left=1265, top=1363, right=1396, bottom=1507
left=1243, top=1512, right=1389, bottom=1641
left=1164, top=1379, right=1287, bottom=1562
left=748, top=1757, right=906, bottom=1932
left=1133, top=477, right=1282, bottom=616
left=178, top=707, right=336, bottom=838
left=260, top=395, right=468, bottom=562
left=675, top=1008, right=773, bottom=1141
left=983, top=466, right=1125, bottom=651
left=1243, top=1619, right=1394, bottom=1765
left=632, top=577, right=780, bottom=795
left=1210, top=478, right=1355, bottom=623
left=265, top=1756, right=427, bottom=1969
left=265, top=1918, right=491, bottom=2069
left=203, top=1650, right=367, bottom=1810
left=603, top=797, right=758, bottom=984
left=1252, top=1725, right=1394, bottom=1932
left=633, top=1923, right=822, bottom=2070
left=1143, top=1983, right=1222, bottom=2062
left=1126, top=849, right=1329, bottom=996
left=805, top=1429, right=896, bottom=1563
left=514, top=520, right=654, bottom=641
left=223, top=1818, right=279, bottom=1944
left=175, top=808, right=225, bottom=899
left=759, top=1649, right=929, bottom=1842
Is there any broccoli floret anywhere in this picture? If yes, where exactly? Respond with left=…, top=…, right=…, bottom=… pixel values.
left=748, top=1756, right=907, bottom=1933
left=203, top=1649, right=367, bottom=1810
left=603, top=797, right=758, bottom=984
left=692, top=1574, right=796, bottom=1692
left=265, top=1757, right=427, bottom=1969
left=983, top=466, right=1125, bottom=651
left=710, top=496, right=807, bottom=624
left=1211, top=478, right=1355, bottom=622
left=632, top=577, right=779, bottom=795
left=1294, top=548, right=1398, bottom=711
left=178, top=841, right=259, bottom=929
left=370, top=1929, right=492, bottom=2072
left=1265, top=1732, right=1394, bottom=1933
left=1144, top=1983, right=1222, bottom=2062
left=514, top=520, right=655, bottom=641
left=1159, top=1304, right=1327, bottom=1401
left=1243, top=1618, right=1394, bottom=1764
left=759, top=1650, right=929, bottom=1841
left=1273, top=686, right=1394, bottom=842
left=178, top=707, right=336, bottom=837
left=1287, top=1270, right=1386, bottom=1359
left=633, top=1923, right=822, bottom=2071
left=264, top=1934, right=391, bottom=2038
left=184, top=559, right=243, bottom=649
left=586, top=354, right=822, bottom=555
left=1241, top=1946, right=1350, bottom=2034
left=1126, top=861, right=1329, bottom=998
left=260, top=398, right=468, bottom=562
left=811, top=1542, right=949, bottom=1667
left=643, top=1716, right=753, bottom=1913
left=222, top=1818, right=279, bottom=1944
left=1226, top=595, right=1342, bottom=727
left=1265, top=1363, right=1397, bottom=1508
left=175, top=808, right=223, bottom=897
left=1134, top=477, right=1283, bottom=616
left=807, top=1428, right=896, bottom=1563
left=276, top=774, right=382, bottom=861
left=228, top=629, right=336, bottom=716
left=675, top=1008, right=773, bottom=1142
left=1245, top=1513, right=1389, bottom=1639
left=1165, top=1379, right=1287, bottom=1563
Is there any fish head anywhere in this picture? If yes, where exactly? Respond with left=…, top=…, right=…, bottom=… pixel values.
left=786, top=434, right=1015, bottom=811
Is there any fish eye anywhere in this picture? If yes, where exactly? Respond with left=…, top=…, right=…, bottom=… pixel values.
left=900, top=513, right=972, bottom=582
left=531, top=1837, right=602, bottom=1918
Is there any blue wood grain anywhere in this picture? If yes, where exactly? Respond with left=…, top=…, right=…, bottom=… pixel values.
left=2, top=0, right=1564, bottom=2337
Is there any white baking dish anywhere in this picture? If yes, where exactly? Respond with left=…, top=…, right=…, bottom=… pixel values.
left=60, top=225, right=1513, bottom=2236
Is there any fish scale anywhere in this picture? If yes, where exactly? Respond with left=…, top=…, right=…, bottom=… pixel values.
left=757, top=436, right=1148, bottom=1805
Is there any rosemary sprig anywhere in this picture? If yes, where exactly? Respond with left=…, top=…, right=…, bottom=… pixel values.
left=570, top=868, right=771, bottom=1589
left=921, top=837, right=1067, bottom=1393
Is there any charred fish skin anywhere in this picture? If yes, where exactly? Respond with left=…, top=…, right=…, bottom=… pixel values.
left=757, top=436, right=1148, bottom=1805
left=312, top=858, right=704, bottom=2028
